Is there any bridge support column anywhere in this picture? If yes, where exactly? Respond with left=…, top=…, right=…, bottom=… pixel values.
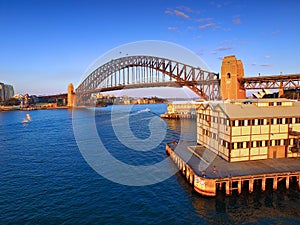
left=220, top=55, right=246, bottom=100
left=67, top=83, right=75, bottom=107
left=278, top=88, right=284, bottom=97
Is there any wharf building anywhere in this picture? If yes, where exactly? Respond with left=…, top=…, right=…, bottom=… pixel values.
left=166, top=55, right=300, bottom=197
left=161, top=100, right=202, bottom=119
left=197, top=98, right=300, bottom=162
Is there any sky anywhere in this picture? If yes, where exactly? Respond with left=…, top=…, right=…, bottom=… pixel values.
left=1, top=0, right=300, bottom=96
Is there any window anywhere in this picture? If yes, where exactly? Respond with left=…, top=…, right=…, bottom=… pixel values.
left=271, top=118, right=275, bottom=124
left=296, top=118, right=300, bottom=123
left=237, top=142, right=243, bottom=149
left=227, top=73, right=231, bottom=78
left=230, top=143, right=234, bottom=150
left=258, top=119, right=264, bottom=125
left=213, top=133, right=217, bottom=140
left=269, top=102, right=274, bottom=106
left=275, top=140, right=281, bottom=146
left=277, top=118, right=282, bottom=124
left=238, top=120, right=245, bottom=126
left=257, top=141, right=262, bottom=147
left=277, top=102, right=282, bottom=106
left=265, top=140, right=269, bottom=146
left=226, top=119, right=230, bottom=126
left=287, top=118, right=292, bottom=124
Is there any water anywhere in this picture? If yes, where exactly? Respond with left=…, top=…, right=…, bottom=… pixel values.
left=0, top=104, right=299, bottom=224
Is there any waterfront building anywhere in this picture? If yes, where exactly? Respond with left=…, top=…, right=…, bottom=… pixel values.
left=197, top=98, right=300, bottom=162
left=4, top=85, right=14, bottom=100
left=0, top=82, right=14, bottom=102
left=0, top=82, right=4, bottom=102
left=161, top=100, right=203, bottom=119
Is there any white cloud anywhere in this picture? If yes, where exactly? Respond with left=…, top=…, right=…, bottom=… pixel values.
left=233, top=18, right=241, bottom=24
left=199, top=23, right=216, bottom=30
left=216, top=46, right=233, bottom=51
left=165, top=8, right=190, bottom=19
left=196, top=18, right=212, bottom=22
left=167, top=27, right=178, bottom=31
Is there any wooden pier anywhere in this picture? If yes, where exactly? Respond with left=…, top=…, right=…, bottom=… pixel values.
left=166, top=141, right=300, bottom=197
left=161, top=113, right=195, bottom=119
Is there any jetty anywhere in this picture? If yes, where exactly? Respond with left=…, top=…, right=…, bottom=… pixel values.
left=167, top=141, right=300, bottom=196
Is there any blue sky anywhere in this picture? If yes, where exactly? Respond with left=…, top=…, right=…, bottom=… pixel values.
left=1, top=0, right=300, bottom=95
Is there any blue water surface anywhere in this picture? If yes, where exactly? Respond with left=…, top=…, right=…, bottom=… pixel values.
left=0, top=104, right=299, bottom=224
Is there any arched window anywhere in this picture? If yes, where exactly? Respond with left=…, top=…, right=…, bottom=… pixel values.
left=227, top=73, right=231, bottom=78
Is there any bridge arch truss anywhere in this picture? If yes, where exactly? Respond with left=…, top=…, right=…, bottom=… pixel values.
left=76, top=55, right=220, bottom=101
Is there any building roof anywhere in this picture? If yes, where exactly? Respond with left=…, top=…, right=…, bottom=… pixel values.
left=198, top=99, right=300, bottom=119
left=171, top=100, right=202, bottom=105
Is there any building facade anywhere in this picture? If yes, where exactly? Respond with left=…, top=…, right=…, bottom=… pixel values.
left=0, top=82, right=14, bottom=103
left=197, top=99, right=300, bottom=162
left=4, top=85, right=14, bottom=100
left=161, top=100, right=203, bottom=119
left=0, top=82, right=4, bottom=102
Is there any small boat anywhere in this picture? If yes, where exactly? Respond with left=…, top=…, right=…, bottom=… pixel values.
left=139, top=108, right=150, bottom=113
left=22, top=114, right=31, bottom=123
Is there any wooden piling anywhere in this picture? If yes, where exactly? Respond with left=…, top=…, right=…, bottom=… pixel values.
left=219, top=182, right=222, bottom=191
left=262, top=178, right=266, bottom=192
left=286, top=176, right=290, bottom=189
left=226, top=181, right=230, bottom=196
left=249, top=179, right=254, bottom=193
left=273, top=176, right=278, bottom=190
left=238, top=180, right=242, bottom=194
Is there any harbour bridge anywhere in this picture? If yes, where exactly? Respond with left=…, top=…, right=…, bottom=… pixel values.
left=71, top=55, right=300, bottom=105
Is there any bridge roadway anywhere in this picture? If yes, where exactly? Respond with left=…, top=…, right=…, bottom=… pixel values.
left=239, top=73, right=300, bottom=90
left=80, top=80, right=221, bottom=95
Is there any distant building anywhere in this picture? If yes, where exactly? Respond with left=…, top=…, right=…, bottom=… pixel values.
left=0, top=82, right=4, bottom=102
left=161, top=100, right=203, bottom=119
left=197, top=98, right=300, bottom=162
left=4, top=85, right=14, bottom=100
left=0, top=82, right=14, bottom=102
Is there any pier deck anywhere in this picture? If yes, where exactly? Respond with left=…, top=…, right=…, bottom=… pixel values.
left=167, top=141, right=300, bottom=196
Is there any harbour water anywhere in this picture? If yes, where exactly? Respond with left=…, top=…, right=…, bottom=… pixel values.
left=0, top=104, right=299, bottom=224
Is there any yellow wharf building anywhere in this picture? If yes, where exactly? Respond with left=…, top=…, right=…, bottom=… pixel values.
left=166, top=55, right=300, bottom=196
left=197, top=98, right=300, bottom=162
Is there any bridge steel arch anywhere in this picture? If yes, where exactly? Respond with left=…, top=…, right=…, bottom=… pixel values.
left=76, top=55, right=220, bottom=101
